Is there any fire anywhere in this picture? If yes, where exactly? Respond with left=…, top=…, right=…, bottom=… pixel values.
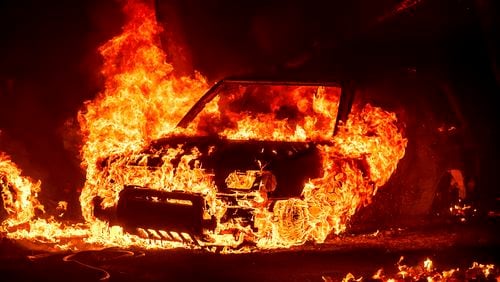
left=0, top=0, right=407, bottom=251
left=0, top=153, right=44, bottom=230
left=1, top=153, right=89, bottom=249
left=210, top=85, right=341, bottom=142
left=77, top=0, right=208, bottom=223
left=336, top=257, right=499, bottom=281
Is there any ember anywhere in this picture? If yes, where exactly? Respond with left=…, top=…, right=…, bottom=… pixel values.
left=333, top=257, right=499, bottom=282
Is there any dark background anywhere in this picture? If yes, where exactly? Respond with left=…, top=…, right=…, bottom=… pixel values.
left=0, top=0, right=498, bottom=223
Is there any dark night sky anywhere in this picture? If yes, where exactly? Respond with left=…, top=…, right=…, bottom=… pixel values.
left=0, top=0, right=123, bottom=211
left=0, top=0, right=498, bottom=217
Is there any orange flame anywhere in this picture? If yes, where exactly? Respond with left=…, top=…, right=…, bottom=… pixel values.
left=77, top=0, right=208, bottom=222
left=0, top=153, right=44, bottom=230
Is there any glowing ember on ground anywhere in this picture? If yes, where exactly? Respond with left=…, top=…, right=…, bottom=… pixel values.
left=331, top=257, right=499, bottom=282
left=1, top=0, right=407, bottom=251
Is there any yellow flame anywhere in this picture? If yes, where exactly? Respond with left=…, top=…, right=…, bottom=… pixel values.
left=0, top=153, right=44, bottom=230
left=336, top=258, right=499, bottom=282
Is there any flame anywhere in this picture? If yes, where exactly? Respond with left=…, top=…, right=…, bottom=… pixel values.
left=0, top=153, right=44, bottom=230
left=212, top=85, right=341, bottom=141
left=77, top=0, right=208, bottom=223
left=338, top=257, right=499, bottom=282
left=1, top=0, right=408, bottom=251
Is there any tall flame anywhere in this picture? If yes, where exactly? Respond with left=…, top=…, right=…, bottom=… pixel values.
left=77, top=0, right=208, bottom=222
left=0, top=153, right=43, bottom=229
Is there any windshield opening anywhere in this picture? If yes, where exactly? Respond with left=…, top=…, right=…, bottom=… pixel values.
left=186, top=81, right=342, bottom=142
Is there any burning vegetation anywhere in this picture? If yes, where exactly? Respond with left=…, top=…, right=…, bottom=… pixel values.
left=0, top=0, right=408, bottom=252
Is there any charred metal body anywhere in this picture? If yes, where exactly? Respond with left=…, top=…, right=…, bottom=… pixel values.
left=148, top=136, right=323, bottom=198
left=107, top=137, right=323, bottom=241
left=93, top=79, right=349, bottom=243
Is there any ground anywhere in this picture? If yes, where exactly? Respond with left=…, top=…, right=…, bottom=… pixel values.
left=1, top=220, right=498, bottom=281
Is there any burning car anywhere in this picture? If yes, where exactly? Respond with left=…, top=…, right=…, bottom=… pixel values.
left=90, top=79, right=407, bottom=249
left=0, top=0, right=407, bottom=252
